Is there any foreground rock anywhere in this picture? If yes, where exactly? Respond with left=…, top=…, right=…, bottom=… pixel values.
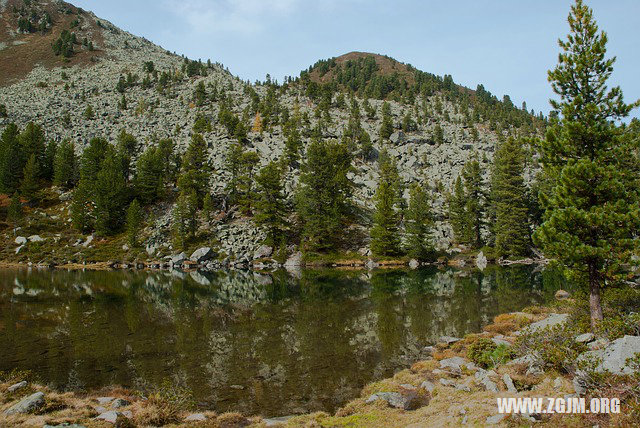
left=524, top=313, right=568, bottom=333
left=3, top=392, right=45, bottom=415
left=366, top=385, right=426, bottom=410
left=190, top=247, right=214, bottom=263
left=579, top=335, right=640, bottom=375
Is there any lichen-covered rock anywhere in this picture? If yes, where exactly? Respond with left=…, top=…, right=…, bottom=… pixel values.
left=4, top=391, right=45, bottom=415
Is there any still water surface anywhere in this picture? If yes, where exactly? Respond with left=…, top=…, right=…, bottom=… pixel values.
left=0, top=266, right=567, bottom=416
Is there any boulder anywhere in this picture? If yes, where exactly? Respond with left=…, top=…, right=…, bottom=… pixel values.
left=284, top=251, right=303, bottom=267
left=503, top=373, right=517, bottom=393
left=575, top=333, right=595, bottom=343
left=578, top=335, right=640, bottom=375
left=190, top=247, right=214, bottom=263
left=439, top=335, right=461, bottom=345
left=14, top=236, right=27, bottom=245
left=111, top=398, right=130, bottom=408
left=253, top=245, right=273, bottom=259
left=27, top=235, right=44, bottom=242
left=263, top=416, right=294, bottom=426
left=408, top=259, right=419, bottom=269
left=439, top=356, right=469, bottom=371
left=524, top=313, right=569, bottom=333
left=365, top=386, right=424, bottom=410
left=475, top=369, right=498, bottom=392
left=420, top=380, right=435, bottom=393
left=389, top=131, right=406, bottom=144
left=4, top=391, right=45, bottom=415
left=486, top=414, right=506, bottom=424
left=555, top=289, right=571, bottom=300
left=476, top=251, right=488, bottom=271
left=171, top=252, right=187, bottom=265
left=185, top=413, right=207, bottom=421
left=7, top=381, right=27, bottom=392
left=96, top=396, right=115, bottom=405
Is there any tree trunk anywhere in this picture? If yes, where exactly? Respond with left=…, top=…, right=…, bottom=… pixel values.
left=589, top=263, right=604, bottom=331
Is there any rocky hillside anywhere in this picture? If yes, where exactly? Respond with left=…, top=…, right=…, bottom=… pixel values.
left=0, top=0, right=546, bottom=264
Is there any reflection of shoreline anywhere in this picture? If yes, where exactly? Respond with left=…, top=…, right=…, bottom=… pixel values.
left=0, top=266, right=564, bottom=416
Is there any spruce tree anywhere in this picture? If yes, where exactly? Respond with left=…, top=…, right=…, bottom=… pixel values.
left=20, top=154, right=39, bottom=201
left=254, top=161, right=287, bottom=246
left=461, top=157, right=486, bottom=248
left=379, top=101, right=394, bottom=140
left=177, top=133, right=210, bottom=206
left=533, top=0, right=640, bottom=329
left=53, top=140, right=77, bottom=189
left=94, top=148, right=128, bottom=235
left=448, top=176, right=467, bottom=244
left=126, top=199, right=143, bottom=247
left=0, top=123, right=23, bottom=193
left=135, top=146, right=163, bottom=204
left=370, top=148, right=402, bottom=257
left=202, top=193, right=214, bottom=223
left=42, top=140, right=57, bottom=182
left=71, top=179, right=92, bottom=233
left=492, top=137, right=530, bottom=258
left=405, top=182, right=433, bottom=260
left=80, top=137, right=109, bottom=185
left=296, top=139, right=354, bottom=252
left=19, top=122, right=45, bottom=175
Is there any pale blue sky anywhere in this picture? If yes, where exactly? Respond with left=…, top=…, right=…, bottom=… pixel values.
left=73, top=0, right=640, bottom=119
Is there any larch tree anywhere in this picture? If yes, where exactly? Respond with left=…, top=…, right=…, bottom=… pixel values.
left=533, top=0, right=640, bottom=329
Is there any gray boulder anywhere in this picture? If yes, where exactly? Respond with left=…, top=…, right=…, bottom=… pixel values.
left=409, top=259, right=419, bottom=269
left=190, top=247, right=214, bottom=263
left=14, top=236, right=27, bottom=245
left=575, top=333, right=595, bottom=343
left=284, top=251, right=302, bottom=267
left=390, top=131, right=406, bottom=144
left=578, top=335, right=640, bottom=375
left=420, top=380, right=435, bottom=393
left=27, top=235, right=44, bottom=242
left=171, top=252, right=187, bottom=265
left=7, top=381, right=27, bottom=392
left=475, top=369, right=499, bottom=392
left=365, top=387, right=422, bottom=410
left=439, top=335, right=461, bottom=345
left=185, top=413, right=207, bottom=421
left=524, top=313, right=569, bottom=333
left=254, top=245, right=273, bottom=259
left=111, top=398, right=130, bottom=408
left=476, top=251, right=488, bottom=270
left=439, top=356, right=469, bottom=371
left=4, top=391, right=45, bottom=415
left=503, top=373, right=517, bottom=393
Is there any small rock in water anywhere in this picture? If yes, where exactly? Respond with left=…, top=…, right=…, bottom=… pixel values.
left=3, top=391, right=45, bottom=415
left=7, top=380, right=27, bottom=392
left=408, top=259, right=419, bottom=269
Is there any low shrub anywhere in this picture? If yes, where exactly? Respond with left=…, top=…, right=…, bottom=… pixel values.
left=515, top=324, right=587, bottom=373
left=467, top=338, right=515, bottom=368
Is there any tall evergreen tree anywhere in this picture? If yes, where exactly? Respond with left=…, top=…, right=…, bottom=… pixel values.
left=461, top=157, right=486, bottom=248
left=53, top=140, right=77, bottom=189
left=405, top=182, right=433, bottom=260
left=0, top=123, right=23, bottom=193
left=94, top=148, right=128, bottom=235
left=19, top=122, right=45, bottom=175
left=448, top=176, right=467, bottom=244
left=177, top=133, right=210, bottom=206
left=42, top=140, right=57, bottom=182
left=491, top=137, right=530, bottom=258
left=20, top=154, right=39, bottom=201
left=379, top=101, right=394, bottom=140
left=254, top=161, right=287, bottom=246
left=296, top=139, right=354, bottom=252
left=135, top=146, right=163, bottom=205
left=126, top=199, right=143, bottom=247
left=71, top=179, right=93, bottom=233
left=370, top=148, right=402, bottom=257
left=80, top=137, right=109, bottom=185
left=533, top=0, right=640, bottom=329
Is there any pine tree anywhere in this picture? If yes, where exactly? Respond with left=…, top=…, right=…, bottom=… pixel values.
left=80, top=137, right=109, bottom=185
left=370, top=148, right=402, bottom=257
left=71, top=179, right=92, bottom=233
left=405, top=182, right=433, bottom=260
left=254, top=161, right=287, bottom=246
left=7, top=192, right=22, bottom=225
left=53, top=140, right=77, bottom=189
left=533, top=0, right=640, bottom=329
left=173, top=190, right=198, bottom=248
left=135, top=146, right=163, bottom=204
left=177, top=133, right=210, bottom=205
left=461, top=157, right=486, bottom=248
left=379, top=101, right=394, bottom=140
left=448, top=176, right=467, bottom=244
left=491, top=137, right=530, bottom=258
left=20, top=154, right=39, bottom=201
left=0, top=123, right=23, bottom=193
left=126, top=199, right=143, bottom=247
left=19, top=122, right=45, bottom=174
left=94, top=148, right=128, bottom=235
left=117, top=129, right=138, bottom=181
left=42, top=140, right=57, bottom=182
left=296, top=139, right=354, bottom=252
left=202, top=193, right=214, bottom=222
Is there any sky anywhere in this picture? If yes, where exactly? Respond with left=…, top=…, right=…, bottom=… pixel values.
left=72, top=0, right=640, bottom=119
